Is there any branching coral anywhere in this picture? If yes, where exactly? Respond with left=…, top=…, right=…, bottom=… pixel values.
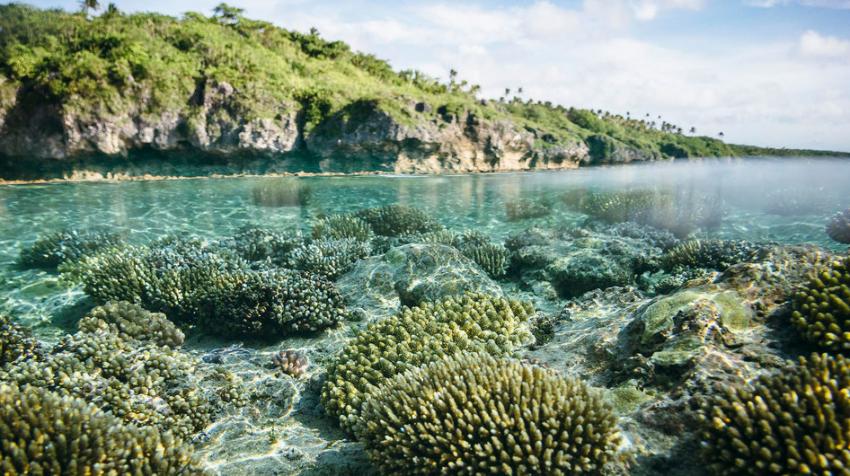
left=197, top=269, right=348, bottom=337
left=227, top=227, right=303, bottom=264
left=312, top=214, right=374, bottom=242
left=287, top=238, right=370, bottom=279
left=459, top=242, right=510, bottom=278
left=0, top=383, right=207, bottom=475
left=826, top=208, right=850, bottom=244
left=358, top=353, right=621, bottom=475
left=0, top=329, right=215, bottom=439
left=791, top=255, right=850, bottom=351
left=18, top=229, right=123, bottom=269
left=700, top=353, right=850, bottom=475
left=354, top=204, right=443, bottom=236
left=78, top=301, right=185, bottom=348
left=662, top=239, right=766, bottom=271
left=0, top=315, right=40, bottom=368
left=321, top=293, right=532, bottom=434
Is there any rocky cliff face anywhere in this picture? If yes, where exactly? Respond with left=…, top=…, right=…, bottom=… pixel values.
left=0, top=80, right=625, bottom=180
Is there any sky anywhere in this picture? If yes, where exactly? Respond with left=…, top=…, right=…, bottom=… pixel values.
left=28, top=0, right=850, bottom=151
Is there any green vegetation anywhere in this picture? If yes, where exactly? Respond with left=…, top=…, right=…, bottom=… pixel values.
left=320, top=293, right=533, bottom=435
left=0, top=2, right=834, bottom=171
left=358, top=353, right=621, bottom=475
left=700, top=353, right=850, bottom=475
left=0, top=383, right=207, bottom=475
left=791, top=256, right=850, bottom=351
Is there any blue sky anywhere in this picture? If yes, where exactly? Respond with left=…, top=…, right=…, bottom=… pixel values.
left=27, top=0, right=850, bottom=150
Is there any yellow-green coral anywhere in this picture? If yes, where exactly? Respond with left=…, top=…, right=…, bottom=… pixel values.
left=0, top=315, right=40, bottom=367
left=321, top=293, right=533, bottom=434
left=312, top=214, right=374, bottom=242
left=791, top=256, right=850, bottom=351
left=700, top=353, right=850, bottom=475
left=354, top=204, right=443, bottom=237
left=0, top=383, right=207, bottom=475
left=78, top=301, right=185, bottom=348
left=357, top=353, right=621, bottom=475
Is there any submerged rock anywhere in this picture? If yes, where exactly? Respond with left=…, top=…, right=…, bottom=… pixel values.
left=337, top=243, right=501, bottom=317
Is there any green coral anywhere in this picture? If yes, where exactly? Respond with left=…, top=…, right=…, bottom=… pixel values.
left=357, top=352, right=621, bottom=475
left=0, top=328, right=215, bottom=440
left=321, top=293, right=532, bottom=434
left=791, top=256, right=850, bottom=351
left=312, top=214, right=374, bottom=242
left=78, top=301, right=185, bottom=349
left=662, top=239, right=765, bottom=271
left=287, top=238, right=370, bottom=280
left=505, top=198, right=552, bottom=221
left=0, top=383, right=207, bottom=475
left=197, top=269, right=348, bottom=337
left=18, top=230, right=123, bottom=269
left=354, top=204, right=443, bottom=237
left=700, top=353, right=850, bottom=475
left=227, top=227, right=303, bottom=264
left=66, top=238, right=248, bottom=325
left=0, top=315, right=40, bottom=368
left=458, top=242, right=510, bottom=278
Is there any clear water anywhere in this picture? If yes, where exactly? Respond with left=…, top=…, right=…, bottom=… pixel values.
left=1, top=157, right=848, bottom=338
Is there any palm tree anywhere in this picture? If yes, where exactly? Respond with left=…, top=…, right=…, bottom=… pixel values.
left=718, top=131, right=725, bottom=138
left=80, top=0, right=100, bottom=16
left=505, top=88, right=511, bottom=97
left=689, top=126, right=696, bottom=135
left=449, top=69, right=457, bottom=83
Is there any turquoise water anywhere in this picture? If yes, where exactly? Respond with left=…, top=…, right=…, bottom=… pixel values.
left=2, top=156, right=850, bottom=474
left=1, top=157, right=848, bottom=336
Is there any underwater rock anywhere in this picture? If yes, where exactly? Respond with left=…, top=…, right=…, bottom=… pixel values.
left=826, top=207, right=850, bottom=244
left=337, top=243, right=502, bottom=316
left=507, top=224, right=668, bottom=299
left=615, top=285, right=754, bottom=387
left=357, top=353, right=621, bottom=475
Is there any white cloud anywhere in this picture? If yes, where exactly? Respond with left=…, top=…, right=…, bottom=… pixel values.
left=799, top=30, right=850, bottom=57
left=746, top=0, right=850, bottom=8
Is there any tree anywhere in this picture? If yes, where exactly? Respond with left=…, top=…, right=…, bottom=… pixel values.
left=689, top=126, right=696, bottom=135
left=505, top=88, right=511, bottom=97
left=79, top=0, right=100, bottom=16
left=718, top=131, right=725, bottom=138
left=213, top=3, right=244, bottom=25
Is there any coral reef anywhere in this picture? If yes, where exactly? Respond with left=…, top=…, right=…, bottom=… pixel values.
left=354, top=204, right=443, bottom=236
left=66, top=238, right=248, bottom=325
left=700, top=353, right=850, bottom=475
left=662, top=239, right=766, bottom=271
left=0, top=383, right=206, bottom=475
left=18, top=229, right=123, bottom=269
left=198, top=269, right=348, bottom=337
left=287, top=238, right=370, bottom=280
left=505, top=198, right=552, bottom=221
left=791, top=255, right=850, bottom=351
left=272, top=349, right=309, bottom=378
left=0, top=315, right=40, bottom=367
left=826, top=208, right=850, bottom=244
left=321, top=293, right=533, bottom=434
left=78, top=301, right=185, bottom=348
left=357, top=352, right=621, bottom=475
left=312, top=214, right=374, bottom=242
left=227, top=227, right=303, bottom=265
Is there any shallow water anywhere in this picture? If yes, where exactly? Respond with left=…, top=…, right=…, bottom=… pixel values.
left=1, top=156, right=849, bottom=474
